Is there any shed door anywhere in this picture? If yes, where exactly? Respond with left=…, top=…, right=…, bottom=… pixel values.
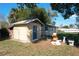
left=14, top=27, right=27, bottom=40
left=19, top=28, right=27, bottom=40
left=32, top=25, right=37, bottom=40
left=13, top=28, right=19, bottom=39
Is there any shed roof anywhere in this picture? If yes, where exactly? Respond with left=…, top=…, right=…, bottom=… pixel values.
left=12, top=18, right=44, bottom=26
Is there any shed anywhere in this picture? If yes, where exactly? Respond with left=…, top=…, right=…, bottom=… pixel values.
left=11, top=18, right=44, bottom=43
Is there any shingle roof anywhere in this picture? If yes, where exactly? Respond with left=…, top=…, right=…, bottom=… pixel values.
left=12, top=18, right=44, bottom=25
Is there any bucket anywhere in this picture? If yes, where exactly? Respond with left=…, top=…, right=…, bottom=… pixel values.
left=68, top=40, right=74, bottom=46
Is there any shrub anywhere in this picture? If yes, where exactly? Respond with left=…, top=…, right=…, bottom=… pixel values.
left=57, top=33, right=79, bottom=47
left=0, top=28, right=9, bottom=40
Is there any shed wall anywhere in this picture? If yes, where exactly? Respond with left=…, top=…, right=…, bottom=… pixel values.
left=13, top=22, right=42, bottom=43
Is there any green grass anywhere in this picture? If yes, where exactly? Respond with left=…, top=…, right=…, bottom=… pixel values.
left=0, top=39, right=79, bottom=56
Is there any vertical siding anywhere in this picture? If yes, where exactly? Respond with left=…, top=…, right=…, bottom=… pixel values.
left=13, top=25, right=31, bottom=43
left=13, top=22, right=42, bottom=43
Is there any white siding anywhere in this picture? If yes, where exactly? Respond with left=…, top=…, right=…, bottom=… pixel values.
left=13, top=26, right=31, bottom=43
left=12, top=22, right=42, bottom=43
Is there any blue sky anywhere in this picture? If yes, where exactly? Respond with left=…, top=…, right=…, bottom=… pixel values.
left=0, top=3, right=17, bottom=18
left=0, top=3, right=76, bottom=26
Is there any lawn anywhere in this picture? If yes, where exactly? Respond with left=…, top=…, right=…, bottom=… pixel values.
left=0, top=39, right=79, bottom=56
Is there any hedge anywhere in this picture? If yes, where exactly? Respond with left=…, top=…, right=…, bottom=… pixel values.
left=57, top=33, right=79, bottom=47
left=0, top=28, right=9, bottom=40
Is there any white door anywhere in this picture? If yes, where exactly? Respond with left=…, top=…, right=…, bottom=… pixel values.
left=13, top=27, right=30, bottom=43
left=18, top=27, right=31, bottom=42
left=13, top=27, right=19, bottom=39
left=19, top=27, right=27, bottom=40
left=14, top=27, right=27, bottom=40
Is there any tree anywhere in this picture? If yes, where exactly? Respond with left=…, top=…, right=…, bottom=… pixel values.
left=17, top=3, right=51, bottom=24
left=62, top=25, right=69, bottom=28
left=8, top=3, right=37, bottom=23
left=0, top=21, right=8, bottom=28
left=76, top=16, right=79, bottom=28
left=50, top=3, right=79, bottom=19
left=17, top=3, right=37, bottom=9
left=0, top=14, right=8, bottom=28
left=30, top=7, right=51, bottom=24
left=52, top=21, right=56, bottom=26
left=48, top=8, right=57, bottom=25
left=69, top=24, right=74, bottom=28
left=8, top=8, right=18, bottom=23
left=0, top=21, right=9, bottom=39
left=8, top=3, right=51, bottom=24
left=8, top=8, right=31, bottom=23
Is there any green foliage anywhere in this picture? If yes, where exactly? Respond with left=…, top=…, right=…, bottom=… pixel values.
left=0, top=28, right=9, bottom=40
left=8, top=8, right=31, bottom=23
left=8, top=3, right=51, bottom=24
left=62, top=25, right=69, bottom=28
left=17, top=3, right=37, bottom=8
left=50, top=3, right=79, bottom=19
left=57, top=33, right=79, bottom=47
left=30, top=7, right=51, bottom=24
left=69, top=24, right=74, bottom=28
left=0, top=21, right=8, bottom=28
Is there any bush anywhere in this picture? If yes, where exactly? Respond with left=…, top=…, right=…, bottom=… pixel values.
left=0, top=28, right=9, bottom=40
left=57, top=33, right=79, bottom=47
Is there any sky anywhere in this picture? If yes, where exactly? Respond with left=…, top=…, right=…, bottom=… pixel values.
left=0, top=3, right=17, bottom=19
left=0, top=3, right=77, bottom=26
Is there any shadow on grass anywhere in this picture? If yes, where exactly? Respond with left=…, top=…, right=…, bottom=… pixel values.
left=32, top=38, right=50, bottom=43
left=75, top=43, right=79, bottom=48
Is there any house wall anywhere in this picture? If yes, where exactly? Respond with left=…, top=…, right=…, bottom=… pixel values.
left=13, top=22, right=42, bottom=43
left=44, top=26, right=56, bottom=37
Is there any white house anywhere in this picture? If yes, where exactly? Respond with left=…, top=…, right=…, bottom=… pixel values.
left=57, top=28, right=79, bottom=33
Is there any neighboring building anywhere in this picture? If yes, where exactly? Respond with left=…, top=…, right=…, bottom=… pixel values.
left=57, top=28, right=79, bottom=33
left=43, top=24, right=56, bottom=38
